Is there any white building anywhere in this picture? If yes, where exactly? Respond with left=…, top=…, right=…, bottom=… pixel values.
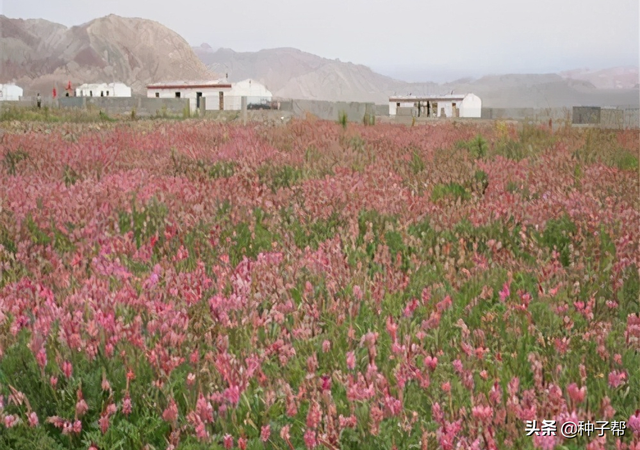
left=226, top=79, right=273, bottom=110
left=76, top=83, right=132, bottom=97
left=146, top=80, right=232, bottom=112
left=0, top=83, right=24, bottom=101
left=389, top=93, right=482, bottom=118
left=146, top=79, right=273, bottom=112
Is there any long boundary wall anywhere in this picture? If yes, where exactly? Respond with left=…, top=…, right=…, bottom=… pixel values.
left=56, top=97, right=190, bottom=117
left=279, top=99, right=376, bottom=123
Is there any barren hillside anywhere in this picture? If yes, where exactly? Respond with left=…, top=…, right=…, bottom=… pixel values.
left=560, top=66, right=639, bottom=90
left=195, top=46, right=419, bottom=103
left=0, top=14, right=214, bottom=95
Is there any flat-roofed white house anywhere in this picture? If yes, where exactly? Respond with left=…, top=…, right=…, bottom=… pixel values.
left=389, top=93, right=481, bottom=118
left=0, top=83, right=24, bottom=101
left=146, top=80, right=233, bottom=112
left=76, top=83, right=132, bottom=97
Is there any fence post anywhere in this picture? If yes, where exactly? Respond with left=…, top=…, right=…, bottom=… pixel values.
left=241, top=96, right=247, bottom=125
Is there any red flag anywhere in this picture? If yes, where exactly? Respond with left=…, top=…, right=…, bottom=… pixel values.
left=53, top=88, right=57, bottom=98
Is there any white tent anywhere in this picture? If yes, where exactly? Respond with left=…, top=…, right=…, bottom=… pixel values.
left=0, top=84, right=24, bottom=101
left=226, top=79, right=273, bottom=110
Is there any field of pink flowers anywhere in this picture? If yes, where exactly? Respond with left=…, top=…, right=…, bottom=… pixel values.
left=0, top=118, right=639, bottom=450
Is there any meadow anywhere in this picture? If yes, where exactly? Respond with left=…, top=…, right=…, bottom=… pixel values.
left=0, top=117, right=638, bottom=450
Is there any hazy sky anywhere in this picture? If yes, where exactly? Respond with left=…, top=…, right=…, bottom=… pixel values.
left=1, top=0, right=638, bottom=82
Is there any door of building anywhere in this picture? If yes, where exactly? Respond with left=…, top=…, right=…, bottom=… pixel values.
left=219, top=92, right=224, bottom=110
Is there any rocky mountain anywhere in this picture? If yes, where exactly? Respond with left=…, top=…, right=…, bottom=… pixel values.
left=0, top=15, right=215, bottom=95
left=196, top=44, right=639, bottom=107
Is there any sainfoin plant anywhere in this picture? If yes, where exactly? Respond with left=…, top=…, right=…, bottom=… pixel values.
left=0, top=119, right=638, bottom=449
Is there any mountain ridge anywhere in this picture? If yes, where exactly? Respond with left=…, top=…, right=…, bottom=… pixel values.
left=0, top=14, right=215, bottom=95
left=0, top=13, right=636, bottom=108
left=194, top=43, right=638, bottom=107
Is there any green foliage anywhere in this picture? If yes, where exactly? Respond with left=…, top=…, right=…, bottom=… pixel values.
left=408, top=215, right=431, bottom=241
left=620, top=264, right=639, bottom=313
left=63, top=165, right=80, bottom=186
left=304, top=145, right=322, bottom=163
left=155, top=105, right=170, bottom=119
left=409, top=150, right=425, bottom=174
left=469, top=170, right=489, bottom=195
left=207, top=161, right=236, bottom=179
left=282, top=209, right=345, bottom=250
left=170, top=149, right=236, bottom=181
left=352, top=210, right=407, bottom=276
left=612, top=151, right=639, bottom=171
left=573, top=130, right=639, bottom=170
left=492, top=123, right=555, bottom=161
left=222, top=209, right=282, bottom=266
left=363, top=112, right=375, bottom=126
left=539, top=214, right=577, bottom=267
left=456, top=135, right=488, bottom=159
left=348, top=135, right=367, bottom=153
left=117, top=198, right=169, bottom=248
left=431, top=182, right=471, bottom=202
left=384, top=229, right=411, bottom=271
left=492, top=139, right=530, bottom=161
left=257, top=164, right=303, bottom=192
left=0, top=425, right=67, bottom=450
left=99, top=111, right=115, bottom=122
left=0, top=106, right=115, bottom=123
left=3, top=149, right=29, bottom=175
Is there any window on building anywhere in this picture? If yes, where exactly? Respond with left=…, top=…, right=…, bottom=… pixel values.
left=106, top=91, right=110, bottom=96
left=175, top=92, right=181, bottom=98
left=90, top=91, right=93, bottom=97
left=155, top=92, right=160, bottom=98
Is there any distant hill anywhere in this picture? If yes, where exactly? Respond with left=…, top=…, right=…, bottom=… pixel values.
left=193, top=46, right=415, bottom=104
left=0, top=14, right=215, bottom=95
left=196, top=44, right=639, bottom=108
left=559, top=66, right=639, bottom=90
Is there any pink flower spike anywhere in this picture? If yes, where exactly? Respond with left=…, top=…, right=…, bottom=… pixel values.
left=261, top=424, right=271, bottom=442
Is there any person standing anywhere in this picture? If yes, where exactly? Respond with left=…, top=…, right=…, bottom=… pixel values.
left=37, top=93, right=42, bottom=108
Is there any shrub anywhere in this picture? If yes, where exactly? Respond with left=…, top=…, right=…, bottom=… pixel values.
left=456, top=135, right=488, bottom=159
left=338, top=110, right=348, bottom=129
left=431, top=182, right=471, bottom=202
